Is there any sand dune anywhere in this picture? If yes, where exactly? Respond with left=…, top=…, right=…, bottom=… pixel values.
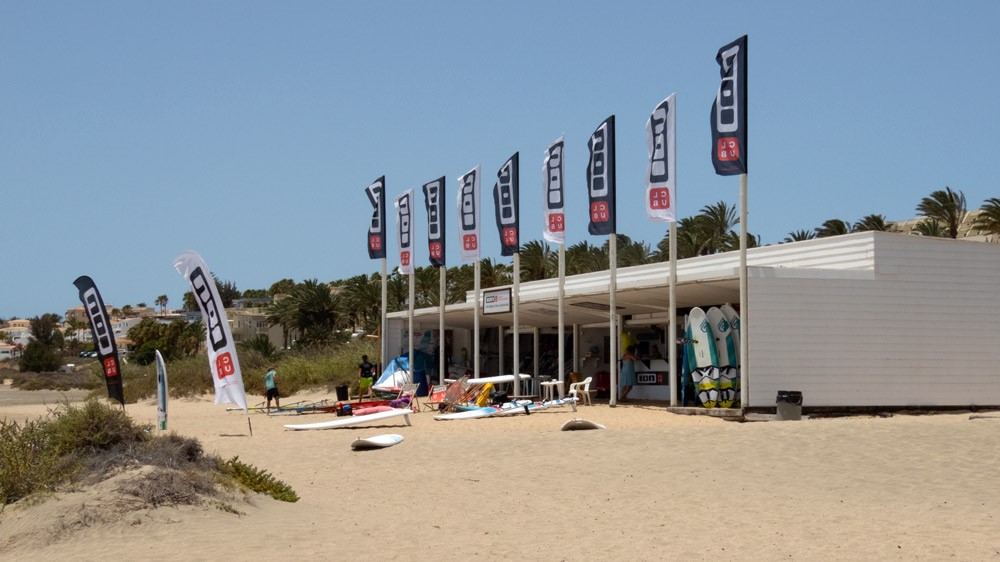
left=2, top=389, right=999, bottom=561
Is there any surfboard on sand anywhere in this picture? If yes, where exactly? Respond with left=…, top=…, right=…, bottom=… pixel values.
left=686, top=307, right=720, bottom=408
left=561, top=418, right=605, bottom=431
left=706, top=307, right=739, bottom=408
left=351, top=434, right=404, bottom=450
left=284, top=408, right=412, bottom=430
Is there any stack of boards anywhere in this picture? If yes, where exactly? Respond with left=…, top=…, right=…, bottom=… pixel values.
left=685, top=305, right=741, bottom=409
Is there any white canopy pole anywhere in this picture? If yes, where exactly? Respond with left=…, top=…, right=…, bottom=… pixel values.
left=498, top=325, right=505, bottom=378
left=438, top=266, right=446, bottom=385
left=668, top=221, right=678, bottom=407
left=609, top=233, right=618, bottom=406
left=381, top=258, right=388, bottom=372
left=474, top=260, right=480, bottom=379
left=532, top=327, right=540, bottom=396
left=407, top=270, right=414, bottom=386
left=558, top=242, right=565, bottom=384
left=513, top=252, right=521, bottom=387
left=739, top=173, right=749, bottom=409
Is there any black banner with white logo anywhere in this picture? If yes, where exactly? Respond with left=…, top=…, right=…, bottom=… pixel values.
left=492, top=153, right=519, bottom=256
left=422, top=177, right=446, bottom=268
left=364, top=176, right=387, bottom=260
left=72, top=275, right=124, bottom=406
left=542, top=136, right=565, bottom=244
left=395, top=189, right=414, bottom=274
left=710, top=35, right=748, bottom=176
left=456, top=165, right=480, bottom=263
left=587, top=115, right=616, bottom=235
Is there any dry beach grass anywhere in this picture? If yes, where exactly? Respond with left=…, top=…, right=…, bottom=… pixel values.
left=1, top=386, right=999, bottom=561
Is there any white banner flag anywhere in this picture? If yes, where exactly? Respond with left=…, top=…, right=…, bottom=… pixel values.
left=456, top=165, right=481, bottom=262
left=172, top=251, right=248, bottom=411
left=395, top=189, right=414, bottom=274
left=542, top=136, right=565, bottom=244
left=646, top=93, right=677, bottom=222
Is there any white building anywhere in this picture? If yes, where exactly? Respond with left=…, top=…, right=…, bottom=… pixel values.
left=387, top=232, right=1000, bottom=409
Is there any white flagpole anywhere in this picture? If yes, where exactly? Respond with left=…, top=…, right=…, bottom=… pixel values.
left=558, top=242, right=565, bottom=385
left=408, top=269, right=414, bottom=387
left=512, top=252, right=520, bottom=395
left=381, top=258, right=387, bottom=373
left=474, top=259, right=480, bottom=379
left=609, top=233, right=618, bottom=406
left=498, top=325, right=505, bottom=376
left=439, top=266, right=446, bottom=385
left=668, top=221, right=678, bottom=407
left=739, top=173, right=749, bottom=409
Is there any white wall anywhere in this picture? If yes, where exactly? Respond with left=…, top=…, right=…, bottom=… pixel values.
left=750, top=234, right=1000, bottom=408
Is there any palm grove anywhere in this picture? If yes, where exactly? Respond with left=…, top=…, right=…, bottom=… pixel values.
left=10, top=188, right=1000, bottom=371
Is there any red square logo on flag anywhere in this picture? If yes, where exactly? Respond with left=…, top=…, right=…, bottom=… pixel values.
left=463, top=234, right=478, bottom=251
left=547, top=213, right=564, bottom=233
left=590, top=201, right=609, bottom=223
left=215, top=352, right=235, bottom=380
left=502, top=227, right=517, bottom=246
left=649, top=188, right=671, bottom=209
left=717, top=138, right=740, bottom=161
left=103, top=357, right=117, bottom=377
left=400, top=251, right=410, bottom=267
left=429, top=242, right=442, bottom=260
left=369, top=235, right=382, bottom=251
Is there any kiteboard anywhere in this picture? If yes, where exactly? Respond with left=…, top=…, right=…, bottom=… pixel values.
left=686, top=307, right=720, bottom=408
left=351, top=434, right=404, bottom=451
left=284, top=408, right=412, bottom=430
left=561, top=418, right=606, bottom=431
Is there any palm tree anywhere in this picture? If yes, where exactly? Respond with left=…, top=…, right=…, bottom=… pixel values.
left=783, top=229, right=816, bottom=243
left=815, top=219, right=852, bottom=238
left=155, top=294, right=169, bottom=314
left=973, top=197, right=1000, bottom=237
left=413, top=266, right=441, bottom=307
left=699, top=201, right=739, bottom=253
left=916, top=186, right=966, bottom=239
left=853, top=214, right=892, bottom=232
left=266, top=296, right=297, bottom=348
left=519, top=240, right=556, bottom=281
left=479, top=258, right=512, bottom=289
left=339, top=273, right=382, bottom=333
left=913, top=219, right=949, bottom=238
left=565, top=241, right=607, bottom=274
left=606, top=234, right=652, bottom=267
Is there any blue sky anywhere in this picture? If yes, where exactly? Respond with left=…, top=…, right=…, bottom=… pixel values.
left=2, top=1, right=997, bottom=319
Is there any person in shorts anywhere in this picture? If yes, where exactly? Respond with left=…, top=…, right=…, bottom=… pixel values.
left=264, top=366, right=280, bottom=412
left=358, top=355, right=375, bottom=399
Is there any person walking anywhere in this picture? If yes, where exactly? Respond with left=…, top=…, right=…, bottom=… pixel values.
left=358, top=355, right=375, bottom=399
left=264, top=366, right=280, bottom=413
left=619, top=346, right=638, bottom=402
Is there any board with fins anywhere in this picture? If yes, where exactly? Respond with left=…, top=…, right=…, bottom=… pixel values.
left=351, top=434, right=404, bottom=450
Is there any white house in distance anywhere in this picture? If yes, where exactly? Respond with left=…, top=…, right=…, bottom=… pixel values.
left=386, top=232, right=1000, bottom=409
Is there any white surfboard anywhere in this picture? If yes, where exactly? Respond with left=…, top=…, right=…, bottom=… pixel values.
left=687, top=307, right=720, bottom=408
left=718, top=303, right=742, bottom=408
left=284, top=408, right=412, bottom=430
left=561, top=418, right=605, bottom=431
left=720, top=303, right=741, bottom=365
left=706, top=307, right=736, bottom=368
left=351, top=434, right=404, bottom=450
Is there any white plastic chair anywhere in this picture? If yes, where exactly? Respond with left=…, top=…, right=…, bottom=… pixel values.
left=567, top=376, right=594, bottom=405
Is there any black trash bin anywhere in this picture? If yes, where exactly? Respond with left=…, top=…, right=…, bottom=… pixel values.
left=335, top=384, right=350, bottom=401
left=775, top=390, right=803, bottom=421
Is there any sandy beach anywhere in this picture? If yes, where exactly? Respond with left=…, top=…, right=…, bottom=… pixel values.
left=2, top=386, right=999, bottom=561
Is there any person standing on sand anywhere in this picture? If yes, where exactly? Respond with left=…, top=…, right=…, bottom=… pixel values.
left=358, top=355, right=375, bottom=399
left=619, top=346, right=638, bottom=402
left=264, top=366, right=280, bottom=412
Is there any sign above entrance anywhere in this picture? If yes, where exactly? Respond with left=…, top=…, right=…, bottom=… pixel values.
left=483, top=288, right=512, bottom=315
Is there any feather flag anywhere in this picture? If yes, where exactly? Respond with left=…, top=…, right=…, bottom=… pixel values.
left=364, top=176, right=387, bottom=259
left=492, top=153, right=520, bottom=256
left=542, top=136, right=565, bottom=244
left=422, top=177, right=446, bottom=268
left=646, top=94, right=677, bottom=222
left=710, top=35, right=748, bottom=176
left=172, top=251, right=248, bottom=411
left=395, top=189, right=414, bottom=274
left=456, top=165, right=481, bottom=263
left=586, top=116, right=616, bottom=235
left=72, top=276, right=124, bottom=406
left=155, top=349, right=168, bottom=430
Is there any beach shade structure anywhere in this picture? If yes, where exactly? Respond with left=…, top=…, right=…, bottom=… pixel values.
left=374, top=356, right=410, bottom=391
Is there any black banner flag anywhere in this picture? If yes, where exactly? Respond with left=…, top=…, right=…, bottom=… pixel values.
left=364, top=176, right=387, bottom=259
left=73, top=276, right=124, bottom=406
left=587, top=116, right=616, bottom=235
left=422, top=177, right=446, bottom=268
left=493, top=153, right=520, bottom=256
left=710, top=35, right=748, bottom=176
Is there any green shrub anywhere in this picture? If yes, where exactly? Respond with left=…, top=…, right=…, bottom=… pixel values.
left=221, top=456, right=298, bottom=502
left=0, top=417, right=62, bottom=504
left=19, top=341, right=61, bottom=372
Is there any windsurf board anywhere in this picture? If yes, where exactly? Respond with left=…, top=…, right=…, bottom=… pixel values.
left=351, top=434, right=404, bottom=451
left=686, top=307, right=720, bottom=408
left=720, top=303, right=742, bottom=407
left=284, top=408, right=412, bottom=430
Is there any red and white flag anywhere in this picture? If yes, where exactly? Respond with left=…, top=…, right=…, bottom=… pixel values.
left=395, top=189, right=414, bottom=274
left=646, top=93, right=677, bottom=222
left=456, top=165, right=481, bottom=263
left=173, top=251, right=248, bottom=411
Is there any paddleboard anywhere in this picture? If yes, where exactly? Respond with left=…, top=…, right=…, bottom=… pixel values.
left=284, top=408, right=412, bottom=430
left=351, top=434, right=404, bottom=451
left=686, top=307, right=720, bottom=408
left=560, top=418, right=606, bottom=431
